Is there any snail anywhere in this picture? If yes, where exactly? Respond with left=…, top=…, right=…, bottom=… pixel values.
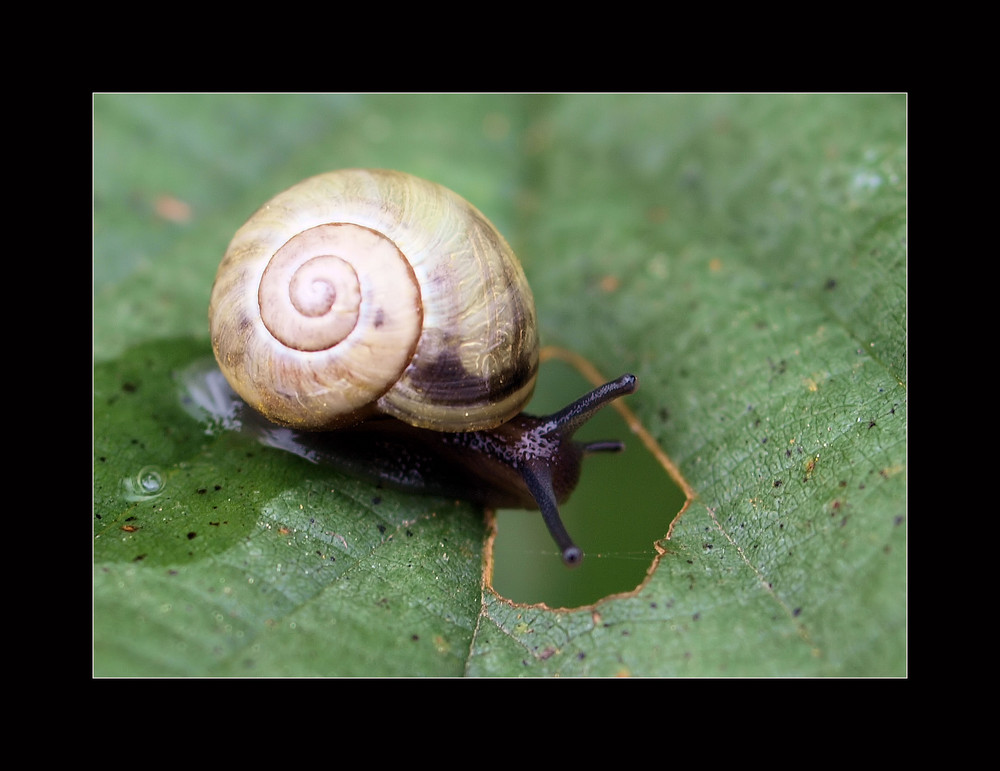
left=208, top=168, right=637, bottom=566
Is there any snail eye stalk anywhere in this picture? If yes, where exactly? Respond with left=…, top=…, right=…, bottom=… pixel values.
left=507, top=374, right=638, bottom=566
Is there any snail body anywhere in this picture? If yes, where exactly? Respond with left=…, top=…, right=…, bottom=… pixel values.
left=209, top=169, right=636, bottom=566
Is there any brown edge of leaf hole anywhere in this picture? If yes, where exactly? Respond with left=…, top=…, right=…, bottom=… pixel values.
left=483, top=345, right=696, bottom=612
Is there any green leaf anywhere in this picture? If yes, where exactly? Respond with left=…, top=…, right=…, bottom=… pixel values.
left=94, top=94, right=905, bottom=676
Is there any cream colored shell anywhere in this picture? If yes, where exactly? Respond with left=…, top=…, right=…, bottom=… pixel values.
left=209, top=168, right=539, bottom=432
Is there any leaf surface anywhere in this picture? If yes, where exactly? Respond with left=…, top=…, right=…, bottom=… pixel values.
left=94, top=94, right=905, bottom=676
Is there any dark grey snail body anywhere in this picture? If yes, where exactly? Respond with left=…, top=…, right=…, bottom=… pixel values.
left=283, top=374, right=637, bottom=565
left=208, top=169, right=636, bottom=566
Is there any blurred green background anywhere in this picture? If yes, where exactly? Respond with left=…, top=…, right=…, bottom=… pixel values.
left=94, top=94, right=906, bottom=676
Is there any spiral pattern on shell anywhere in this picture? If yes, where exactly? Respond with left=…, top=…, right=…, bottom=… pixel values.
left=209, top=169, right=539, bottom=432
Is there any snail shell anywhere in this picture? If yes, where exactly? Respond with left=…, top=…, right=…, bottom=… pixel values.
left=209, top=169, right=538, bottom=432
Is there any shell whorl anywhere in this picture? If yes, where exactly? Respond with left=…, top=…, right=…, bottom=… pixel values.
left=209, top=169, right=539, bottom=432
